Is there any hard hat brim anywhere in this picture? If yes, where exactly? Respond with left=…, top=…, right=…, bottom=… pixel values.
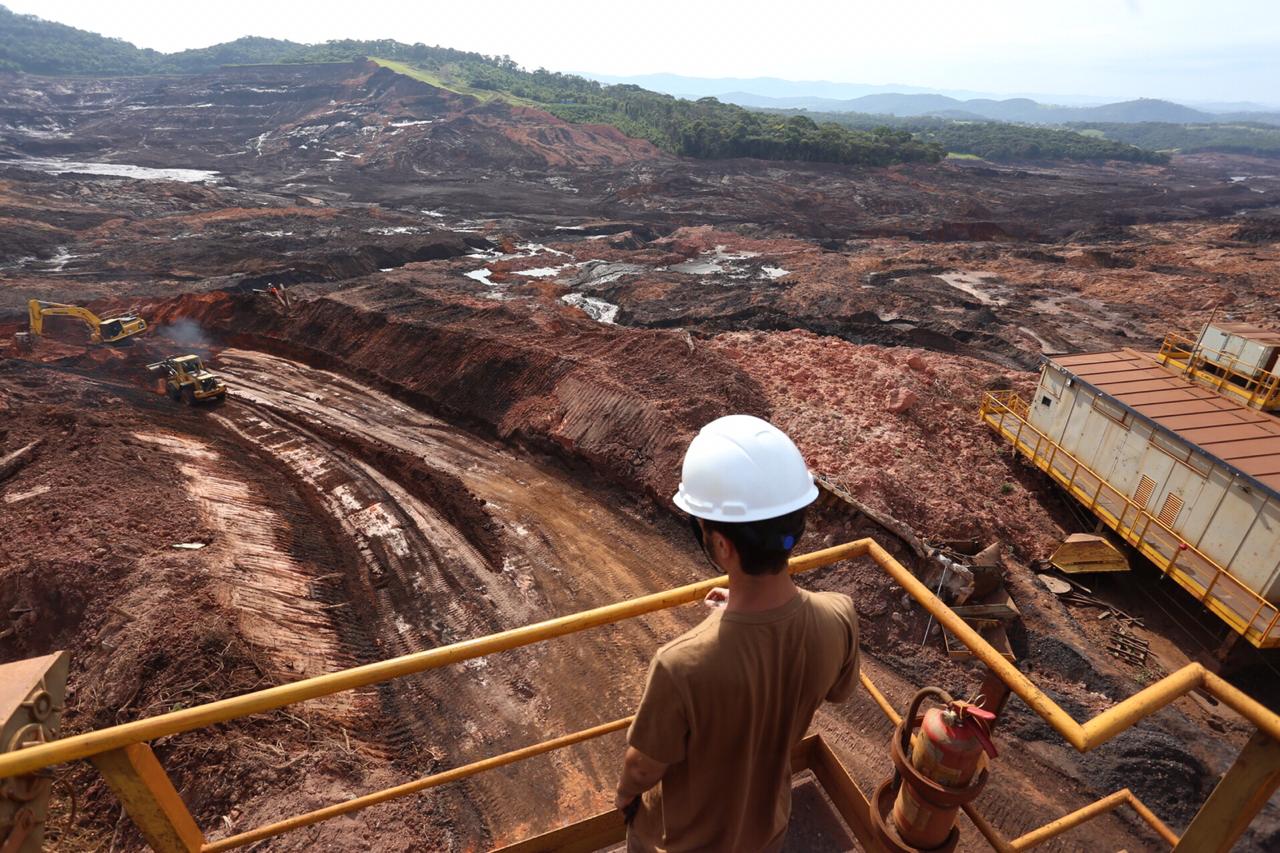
left=673, top=479, right=818, bottom=523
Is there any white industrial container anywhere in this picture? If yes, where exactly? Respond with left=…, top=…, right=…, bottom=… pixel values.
left=1025, top=350, right=1280, bottom=611
left=1197, top=323, right=1280, bottom=378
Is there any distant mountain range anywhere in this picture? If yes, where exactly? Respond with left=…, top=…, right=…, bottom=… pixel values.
left=581, top=73, right=1018, bottom=104
left=724, top=93, right=1280, bottom=126
left=584, top=74, right=1280, bottom=127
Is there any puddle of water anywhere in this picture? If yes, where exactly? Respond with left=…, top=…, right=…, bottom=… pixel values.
left=518, top=242, right=570, bottom=257
left=41, top=247, right=75, bottom=271
left=669, top=245, right=763, bottom=276
left=561, top=293, right=619, bottom=324
left=2, top=157, right=220, bottom=183
left=936, top=271, right=1005, bottom=306
left=670, top=258, right=724, bottom=275
left=515, top=265, right=571, bottom=278
left=365, top=226, right=421, bottom=235
left=1019, top=325, right=1065, bottom=355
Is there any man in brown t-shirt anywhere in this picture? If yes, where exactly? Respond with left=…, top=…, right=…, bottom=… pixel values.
left=614, top=415, right=860, bottom=852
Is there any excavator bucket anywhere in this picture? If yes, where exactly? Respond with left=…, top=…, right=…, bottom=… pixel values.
left=1050, top=533, right=1130, bottom=574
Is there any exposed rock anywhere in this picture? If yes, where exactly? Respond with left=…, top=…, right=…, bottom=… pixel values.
left=887, top=387, right=918, bottom=413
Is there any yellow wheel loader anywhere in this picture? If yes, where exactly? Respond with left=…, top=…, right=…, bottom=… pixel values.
left=27, top=299, right=147, bottom=344
left=148, top=354, right=227, bottom=405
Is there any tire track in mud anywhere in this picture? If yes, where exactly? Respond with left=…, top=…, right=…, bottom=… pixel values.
left=211, top=350, right=707, bottom=844
left=130, top=430, right=369, bottom=721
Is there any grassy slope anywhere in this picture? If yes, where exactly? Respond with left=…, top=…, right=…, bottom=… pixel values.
left=371, top=57, right=537, bottom=107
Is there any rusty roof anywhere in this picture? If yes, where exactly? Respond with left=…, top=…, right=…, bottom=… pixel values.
left=1051, top=348, right=1280, bottom=494
left=1208, top=322, right=1280, bottom=347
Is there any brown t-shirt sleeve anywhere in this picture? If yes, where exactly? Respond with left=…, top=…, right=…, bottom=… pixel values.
left=627, top=655, right=689, bottom=765
left=825, top=596, right=860, bottom=703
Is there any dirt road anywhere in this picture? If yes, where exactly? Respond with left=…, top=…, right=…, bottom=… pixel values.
left=187, top=348, right=711, bottom=845
left=197, top=349, right=1166, bottom=850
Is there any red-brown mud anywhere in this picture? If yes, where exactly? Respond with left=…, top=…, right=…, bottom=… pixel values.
left=2, top=58, right=1279, bottom=851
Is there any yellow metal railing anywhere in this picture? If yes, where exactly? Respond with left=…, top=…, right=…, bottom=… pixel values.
left=1157, top=331, right=1280, bottom=411
left=2, top=539, right=1278, bottom=852
left=981, top=389, right=1280, bottom=648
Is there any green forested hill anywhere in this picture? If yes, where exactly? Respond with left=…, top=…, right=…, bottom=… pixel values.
left=0, top=6, right=944, bottom=167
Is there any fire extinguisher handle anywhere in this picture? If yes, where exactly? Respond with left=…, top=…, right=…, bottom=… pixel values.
left=959, top=705, right=999, bottom=759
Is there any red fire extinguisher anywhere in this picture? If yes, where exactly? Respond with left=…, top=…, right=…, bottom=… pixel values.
left=890, top=689, right=998, bottom=850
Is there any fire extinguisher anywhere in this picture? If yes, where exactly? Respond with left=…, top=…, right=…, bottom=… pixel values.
left=882, top=687, right=999, bottom=851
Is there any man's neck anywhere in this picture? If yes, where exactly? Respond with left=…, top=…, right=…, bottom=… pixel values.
left=725, top=571, right=799, bottom=614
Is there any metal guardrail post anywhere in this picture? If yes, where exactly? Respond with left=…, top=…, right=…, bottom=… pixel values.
left=1173, top=730, right=1280, bottom=853
left=90, top=743, right=203, bottom=853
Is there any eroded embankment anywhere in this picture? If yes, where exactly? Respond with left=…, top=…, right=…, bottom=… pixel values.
left=147, top=286, right=768, bottom=505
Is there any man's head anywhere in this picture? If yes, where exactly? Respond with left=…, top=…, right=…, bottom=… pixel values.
left=692, top=508, right=808, bottom=576
left=673, top=415, right=818, bottom=575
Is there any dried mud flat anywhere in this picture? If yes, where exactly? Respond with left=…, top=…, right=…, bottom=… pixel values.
left=1, top=61, right=1279, bottom=850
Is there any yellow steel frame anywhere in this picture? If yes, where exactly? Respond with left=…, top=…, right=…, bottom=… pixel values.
left=1, top=540, right=1278, bottom=851
left=1157, top=331, right=1280, bottom=411
left=981, top=389, right=1280, bottom=648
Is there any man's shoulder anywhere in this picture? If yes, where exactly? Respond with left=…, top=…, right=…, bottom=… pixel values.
left=803, top=589, right=858, bottom=632
left=652, top=614, right=721, bottom=674
left=805, top=589, right=856, bottom=617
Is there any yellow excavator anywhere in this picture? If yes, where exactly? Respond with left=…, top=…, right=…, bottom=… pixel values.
left=27, top=299, right=147, bottom=344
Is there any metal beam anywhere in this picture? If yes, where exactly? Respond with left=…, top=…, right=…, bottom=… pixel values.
left=204, top=717, right=632, bottom=852
left=1174, top=730, right=1280, bottom=853
left=90, top=743, right=202, bottom=853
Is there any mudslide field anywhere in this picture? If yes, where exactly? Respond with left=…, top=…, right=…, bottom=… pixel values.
left=2, top=60, right=1279, bottom=850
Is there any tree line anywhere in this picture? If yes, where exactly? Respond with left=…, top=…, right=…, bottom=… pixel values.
left=768, top=111, right=1168, bottom=164
left=1068, top=122, right=1280, bottom=157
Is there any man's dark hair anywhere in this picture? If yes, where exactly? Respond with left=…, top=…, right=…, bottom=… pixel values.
left=700, top=507, right=807, bottom=576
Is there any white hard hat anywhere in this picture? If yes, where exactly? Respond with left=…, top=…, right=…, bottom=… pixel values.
left=673, top=415, right=818, bottom=523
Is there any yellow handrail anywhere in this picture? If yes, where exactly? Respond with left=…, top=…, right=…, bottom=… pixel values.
left=6, top=538, right=1279, bottom=850
left=1157, top=331, right=1280, bottom=408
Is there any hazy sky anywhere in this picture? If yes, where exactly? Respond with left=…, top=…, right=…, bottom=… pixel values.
left=8, top=0, right=1279, bottom=103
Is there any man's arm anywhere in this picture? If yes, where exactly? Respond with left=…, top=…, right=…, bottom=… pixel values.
left=617, top=657, right=686, bottom=815
left=614, top=746, right=669, bottom=810
left=825, top=596, right=861, bottom=702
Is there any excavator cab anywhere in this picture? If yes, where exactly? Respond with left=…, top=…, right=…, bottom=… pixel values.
left=97, top=314, right=147, bottom=344
left=148, top=354, right=227, bottom=405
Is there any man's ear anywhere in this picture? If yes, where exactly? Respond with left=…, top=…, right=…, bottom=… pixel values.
left=708, top=528, right=736, bottom=564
